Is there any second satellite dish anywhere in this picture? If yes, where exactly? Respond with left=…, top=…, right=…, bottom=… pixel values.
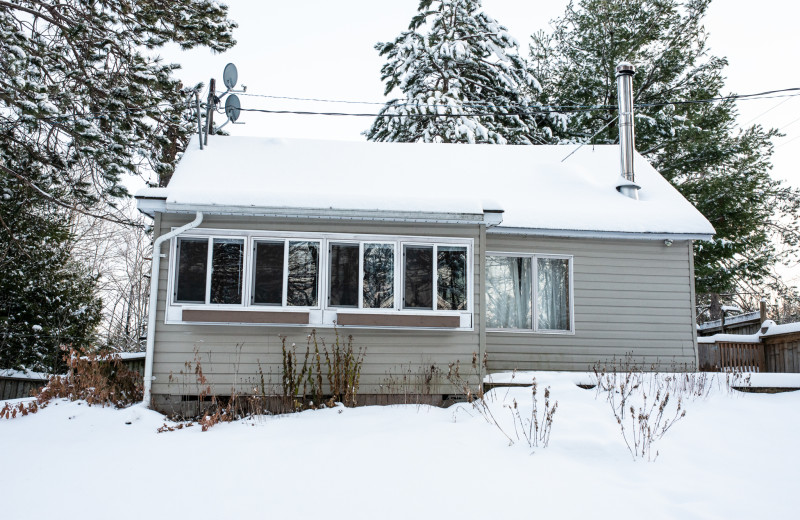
left=223, top=63, right=238, bottom=89
left=225, top=94, right=241, bottom=122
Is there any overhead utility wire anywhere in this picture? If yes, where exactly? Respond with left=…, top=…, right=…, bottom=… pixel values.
left=5, top=87, right=800, bottom=123
left=233, top=87, right=800, bottom=112
left=235, top=91, right=800, bottom=118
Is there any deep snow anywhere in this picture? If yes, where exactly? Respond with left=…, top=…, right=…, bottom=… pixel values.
left=1, top=372, right=797, bottom=519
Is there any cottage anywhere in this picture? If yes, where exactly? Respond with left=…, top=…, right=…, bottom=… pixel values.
left=136, top=66, right=714, bottom=410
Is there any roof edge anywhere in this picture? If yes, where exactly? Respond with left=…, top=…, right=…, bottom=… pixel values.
left=489, top=226, right=714, bottom=241
left=138, top=200, right=490, bottom=225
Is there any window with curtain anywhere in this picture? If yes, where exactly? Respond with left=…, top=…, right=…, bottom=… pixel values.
left=536, top=257, right=570, bottom=331
left=486, top=256, right=531, bottom=329
left=486, top=254, right=571, bottom=332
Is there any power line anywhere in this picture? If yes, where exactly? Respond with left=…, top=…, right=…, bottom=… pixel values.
left=232, top=87, right=800, bottom=112
left=4, top=87, right=800, bottom=122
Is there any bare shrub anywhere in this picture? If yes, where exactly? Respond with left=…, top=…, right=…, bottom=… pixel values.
left=592, top=354, right=712, bottom=461
left=448, top=354, right=558, bottom=449
left=281, top=329, right=365, bottom=411
left=506, top=378, right=558, bottom=448
left=1, top=347, right=142, bottom=419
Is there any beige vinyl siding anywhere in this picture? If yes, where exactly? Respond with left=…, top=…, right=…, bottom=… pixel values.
left=485, top=234, right=697, bottom=372
left=151, top=214, right=481, bottom=397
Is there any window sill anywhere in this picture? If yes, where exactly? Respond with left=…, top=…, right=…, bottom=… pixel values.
left=167, top=307, right=472, bottom=329
left=487, top=328, right=575, bottom=335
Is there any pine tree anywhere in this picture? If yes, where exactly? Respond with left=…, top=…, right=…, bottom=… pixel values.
left=530, top=0, right=800, bottom=308
left=0, top=1, right=236, bottom=370
left=366, top=0, right=554, bottom=144
left=0, top=143, right=101, bottom=372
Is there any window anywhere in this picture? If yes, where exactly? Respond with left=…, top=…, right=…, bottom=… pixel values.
left=362, top=243, right=394, bottom=309
left=170, top=231, right=471, bottom=324
left=252, top=241, right=284, bottom=305
left=403, top=244, right=468, bottom=311
left=536, top=257, right=570, bottom=331
left=486, top=256, right=532, bottom=329
left=175, top=237, right=244, bottom=304
left=210, top=239, right=244, bottom=304
left=176, top=238, right=208, bottom=303
left=329, top=243, right=359, bottom=307
left=287, top=241, right=319, bottom=306
left=328, top=242, right=396, bottom=309
left=486, top=254, right=572, bottom=332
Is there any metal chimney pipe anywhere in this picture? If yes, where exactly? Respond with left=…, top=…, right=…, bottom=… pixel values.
left=616, top=62, right=639, bottom=200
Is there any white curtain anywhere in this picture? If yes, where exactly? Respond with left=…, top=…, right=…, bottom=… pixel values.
left=486, top=256, right=531, bottom=329
left=536, top=258, right=569, bottom=330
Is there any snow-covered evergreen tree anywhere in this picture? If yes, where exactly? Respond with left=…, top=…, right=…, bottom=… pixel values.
left=0, top=1, right=236, bottom=370
left=530, top=0, right=800, bottom=307
left=0, top=144, right=101, bottom=372
left=366, top=0, right=554, bottom=144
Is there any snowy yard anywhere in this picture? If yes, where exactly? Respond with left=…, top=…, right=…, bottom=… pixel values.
left=2, top=372, right=798, bottom=520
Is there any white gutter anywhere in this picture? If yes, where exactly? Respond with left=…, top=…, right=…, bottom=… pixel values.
left=142, top=211, right=204, bottom=406
left=487, top=226, right=714, bottom=242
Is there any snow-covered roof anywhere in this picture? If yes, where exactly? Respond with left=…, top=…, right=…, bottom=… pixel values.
left=0, top=368, right=49, bottom=381
left=136, top=136, right=715, bottom=238
left=697, top=311, right=761, bottom=331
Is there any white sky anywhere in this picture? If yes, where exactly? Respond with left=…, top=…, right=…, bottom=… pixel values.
left=154, top=0, right=800, bottom=283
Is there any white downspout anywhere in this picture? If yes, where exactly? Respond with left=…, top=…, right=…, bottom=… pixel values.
left=142, top=212, right=204, bottom=406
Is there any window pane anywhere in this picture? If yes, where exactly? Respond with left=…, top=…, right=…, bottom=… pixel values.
left=363, top=243, right=394, bottom=309
left=404, top=245, right=433, bottom=309
left=176, top=238, right=208, bottom=303
left=329, top=243, right=359, bottom=307
left=437, top=246, right=468, bottom=310
left=210, top=239, right=244, bottom=304
left=537, top=258, right=570, bottom=331
left=253, top=242, right=284, bottom=305
left=287, top=241, right=319, bottom=306
left=486, top=256, right=532, bottom=329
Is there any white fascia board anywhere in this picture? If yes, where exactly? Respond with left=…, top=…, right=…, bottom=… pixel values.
left=135, top=196, right=166, bottom=217
left=151, top=202, right=487, bottom=225
left=488, top=226, right=714, bottom=242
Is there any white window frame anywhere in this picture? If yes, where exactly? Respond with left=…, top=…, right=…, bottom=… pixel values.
left=485, top=251, right=575, bottom=335
left=173, top=235, right=247, bottom=306
left=249, top=238, right=323, bottom=308
left=165, top=228, right=473, bottom=327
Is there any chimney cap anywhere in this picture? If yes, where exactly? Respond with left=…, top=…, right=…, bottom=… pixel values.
left=616, top=62, right=635, bottom=76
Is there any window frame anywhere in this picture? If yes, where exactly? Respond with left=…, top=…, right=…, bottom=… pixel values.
left=166, top=228, right=473, bottom=325
left=485, top=251, right=575, bottom=335
left=173, top=235, right=248, bottom=306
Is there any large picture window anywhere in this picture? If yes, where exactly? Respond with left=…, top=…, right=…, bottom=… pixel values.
left=486, top=254, right=572, bottom=332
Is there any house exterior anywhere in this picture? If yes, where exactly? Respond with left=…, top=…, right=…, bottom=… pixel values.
left=135, top=134, right=714, bottom=411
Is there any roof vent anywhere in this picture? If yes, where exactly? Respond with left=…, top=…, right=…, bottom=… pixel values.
left=616, top=62, right=639, bottom=200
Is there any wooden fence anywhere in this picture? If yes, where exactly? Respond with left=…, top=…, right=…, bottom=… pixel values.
left=763, top=332, right=800, bottom=373
left=0, top=375, right=48, bottom=401
left=698, top=341, right=765, bottom=372
left=698, top=330, right=800, bottom=373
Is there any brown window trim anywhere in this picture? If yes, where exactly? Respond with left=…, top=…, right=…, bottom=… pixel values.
left=182, top=309, right=310, bottom=325
left=336, top=313, right=461, bottom=328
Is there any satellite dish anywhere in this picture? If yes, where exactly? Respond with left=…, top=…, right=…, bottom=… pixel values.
left=222, top=63, right=238, bottom=89
left=225, top=94, right=241, bottom=122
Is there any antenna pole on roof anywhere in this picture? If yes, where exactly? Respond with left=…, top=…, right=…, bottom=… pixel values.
left=194, top=89, right=203, bottom=150
left=204, top=77, right=216, bottom=146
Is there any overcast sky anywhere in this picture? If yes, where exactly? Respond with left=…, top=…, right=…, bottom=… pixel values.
left=159, top=0, right=798, bottom=186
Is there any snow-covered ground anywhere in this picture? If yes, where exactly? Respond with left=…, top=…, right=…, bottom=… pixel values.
left=1, top=372, right=797, bottom=519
